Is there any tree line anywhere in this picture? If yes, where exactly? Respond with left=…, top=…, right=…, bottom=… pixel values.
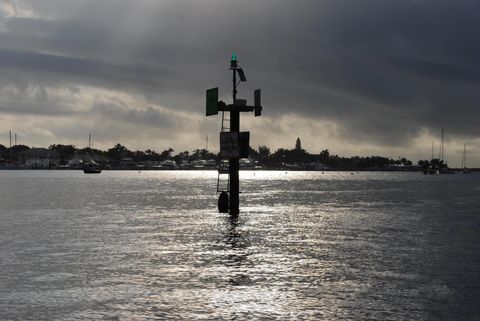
left=0, top=137, right=415, bottom=170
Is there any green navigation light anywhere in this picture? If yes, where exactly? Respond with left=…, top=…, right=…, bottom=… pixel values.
left=231, top=52, right=237, bottom=62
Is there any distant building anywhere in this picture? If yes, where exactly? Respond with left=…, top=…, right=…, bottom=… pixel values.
left=309, top=161, right=329, bottom=170
left=239, top=158, right=256, bottom=169
left=65, top=158, right=84, bottom=169
left=19, top=148, right=59, bottom=168
left=160, top=160, right=177, bottom=169
left=191, top=159, right=216, bottom=169
left=63, top=151, right=113, bottom=169
left=119, top=158, right=136, bottom=169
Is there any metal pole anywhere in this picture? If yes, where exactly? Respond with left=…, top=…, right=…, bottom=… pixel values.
left=9, top=130, right=12, bottom=163
left=441, top=127, right=444, bottom=162
left=229, top=67, right=240, bottom=215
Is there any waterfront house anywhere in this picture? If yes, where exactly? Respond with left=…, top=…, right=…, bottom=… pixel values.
left=19, top=148, right=59, bottom=168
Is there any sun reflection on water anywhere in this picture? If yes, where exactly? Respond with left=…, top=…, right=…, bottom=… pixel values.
left=1, top=171, right=479, bottom=320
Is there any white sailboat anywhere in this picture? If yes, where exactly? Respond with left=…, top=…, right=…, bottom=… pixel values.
left=461, top=143, right=471, bottom=174
left=438, top=127, right=454, bottom=174
left=83, top=134, right=102, bottom=174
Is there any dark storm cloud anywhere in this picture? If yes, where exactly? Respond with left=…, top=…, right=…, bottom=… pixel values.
left=0, top=100, right=75, bottom=116
left=0, top=49, right=171, bottom=93
left=1, top=0, right=480, bottom=149
left=91, top=103, right=178, bottom=130
left=245, top=0, right=480, bottom=144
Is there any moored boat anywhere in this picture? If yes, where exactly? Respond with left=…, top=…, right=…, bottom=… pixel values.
left=83, top=134, right=101, bottom=174
left=83, top=163, right=102, bottom=174
left=461, top=143, right=471, bottom=174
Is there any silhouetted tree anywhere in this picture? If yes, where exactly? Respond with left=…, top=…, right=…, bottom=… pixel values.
left=400, top=157, right=412, bottom=166
left=247, top=146, right=258, bottom=160
left=271, top=148, right=288, bottom=166
left=160, top=148, right=174, bottom=160
left=319, top=149, right=330, bottom=163
left=107, top=143, right=132, bottom=160
left=257, top=146, right=271, bottom=165
left=49, top=144, right=76, bottom=164
left=173, top=150, right=189, bottom=164
left=418, top=160, right=430, bottom=167
left=133, top=150, right=146, bottom=162
left=291, top=138, right=308, bottom=163
left=190, top=149, right=216, bottom=161
left=295, top=137, right=302, bottom=151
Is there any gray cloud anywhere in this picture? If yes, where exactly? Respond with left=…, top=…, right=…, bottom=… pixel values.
left=90, top=103, right=177, bottom=130
left=1, top=0, right=480, bottom=163
left=0, top=49, right=172, bottom=93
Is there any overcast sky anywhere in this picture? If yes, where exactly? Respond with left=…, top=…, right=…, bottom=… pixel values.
left=1, top=0, right=479, bottom=166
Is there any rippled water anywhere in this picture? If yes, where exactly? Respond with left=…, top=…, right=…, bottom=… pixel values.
left=1, top=170, right=479, bottom=320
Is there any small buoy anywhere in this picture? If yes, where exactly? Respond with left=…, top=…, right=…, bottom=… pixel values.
left=218, top=191, right=229, bottom=213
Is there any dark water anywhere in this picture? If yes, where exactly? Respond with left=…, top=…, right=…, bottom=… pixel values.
left=0, top=170, right=479, bottom=320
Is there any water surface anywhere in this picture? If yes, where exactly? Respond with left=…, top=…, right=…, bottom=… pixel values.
left=1, top=171, right=479, bottom=320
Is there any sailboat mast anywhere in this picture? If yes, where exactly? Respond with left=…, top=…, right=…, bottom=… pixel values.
left=464, top=143, right=467, bottom=168
left=9, top=130, right=12, bottom=163
left=441, top=127, right=444, bottom=162
left=88, top=134, right=92, bottom=163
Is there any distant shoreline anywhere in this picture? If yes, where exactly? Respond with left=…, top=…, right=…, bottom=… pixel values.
left=0, top=167, right=418, bottom=171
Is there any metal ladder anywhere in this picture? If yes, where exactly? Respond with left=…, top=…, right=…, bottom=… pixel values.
left=216, top=110, right=230, bottom=192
